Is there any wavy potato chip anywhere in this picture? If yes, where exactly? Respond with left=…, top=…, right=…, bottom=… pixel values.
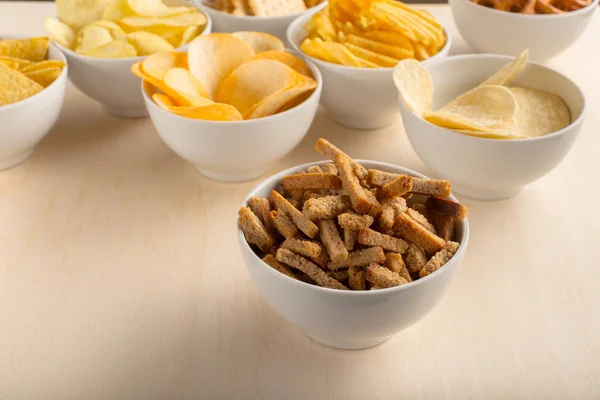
left=45, top=18, right=76, bottom=48
left=510, top=87, right=570, bottom=137
left=128, top=0, right=191, bottom=17
left=344, top=42, right=398, bottom=67
left=163, top=67, right=210, bottom=105
left=102, top=0, right=136, bottom=21
left=249, top=51, right=313, bottom=77
left=393, top=59, right=433, bottom=116
left=56, top=0, right=112, bottom=29
left=119, top=12, right=207, bottom=28
left=300, top=38, right=338, bottom=63
left=0, top=63, right=44, bottom=105
left=81, top=39, right=137, bottom=57
left=188, top=34, right=255, bottom=99
left=0, top=37, right=49, bottom=62
left=127, top=31, right=173, bottom=55
left=76, top=25, right=114, bottom=53
left=22, top=67, right=63, bottom=88
left=344, top=34, right=411, bottom=60
left=480, top=50, right=529, bottom=87
left=231, top=32, right=284, bottom=53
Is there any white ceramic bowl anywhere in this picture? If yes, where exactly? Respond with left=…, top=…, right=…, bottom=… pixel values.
left=142, top=60, right=322, bottom=182
left=238, top=160, right=469, bottom=350
left=0, top=34, right=68, bottom=170
left=450, top=0, right=599, bottom=62
left=193, top=1, right=319, bottom=47
left=399, top=54, right=585, bottom=201
left=287, top=5, right=451, bottom=130
left=53, top=14, right=211, bottom=118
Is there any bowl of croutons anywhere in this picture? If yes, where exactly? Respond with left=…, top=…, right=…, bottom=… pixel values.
left=237, top=138, right=470, bottom=349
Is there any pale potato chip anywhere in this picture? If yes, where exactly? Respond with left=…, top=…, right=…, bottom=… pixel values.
left=56, top=0, right=112, bottom=29
left=452, top=129, right=527, bottom=140
left=188, top=33, right=255, bottom=99
left=128, top=0, right=192, bottom=17
left=393, top=59, right=433, bottom=116
left=127, top=31, right=174, bottom=55
left=249, top=51, right=313, bottom=77
left=81, top=39, right=138, bottom=57
left=0, top=37, right=49, bottom=62
left=22, top=67, right=63, bottom=88
left=76, top=26, right=114, bottom=53
left=232, top=32, right=284, bottom=54
left=480, top=50, right=529, bottom=87
left=163, top=67, right=210, bottom=104
left=510, top=87, right=571, bottom=137
left=344, top=42, right=398, bottom=67
left=180, top=25, right=203, bottom=47
left=152, top=93, right=176, bottom=109
left=0, top=63, right=44, bottom=105
left=45, top=18, right=76, bottom=48
left=102, top=0, right=136, bottom=21
left=423, top=111, right=513, bottom=135
left=90, top=20, right=128, bottom=41
left=146, top=28, right=185, bottom=46
left=119, top=12, right=207, bottom=29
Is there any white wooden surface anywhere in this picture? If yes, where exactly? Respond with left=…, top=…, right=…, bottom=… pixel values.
left=1, top=3, right=599, bottom=399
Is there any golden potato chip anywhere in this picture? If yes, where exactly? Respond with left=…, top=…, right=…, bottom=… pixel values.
left=0, top=37, right=49, bottom=62
left=371, top=7, right=418, bottom=43
left=45, top=18, right=76, bottom=48
left=163, top=67, right=210, bottom=104
left=249, top=51, right=313, bottom=77
left=76, top=26, right=114, bottom=53
left=127, top=31, right=173, bottom=55
left=344, top=34, right=412, bottom=60
left=277, top=91, right=313, bottom=113
left=165, top=103, right=244, bottom=121
left=304, top=9, right=337, bottom=41
left=344, top=43, right=398, bottom=67
left=180, top=25, right=203, bottom=47
left=188, top=33, right=254, bottom=99
left=480, top=50, right=529, bottom=87
left=300, top=38, right=338, bottom=64
left=141, top=51, right=187, bottom=81
left=0, top=63, right=44, bottom=105
left=81, top=39, right=137, bottom=57
left=510, top=87, right=571, bottom=137
left=119, top=12, right=207, bottom=29
left=134, top=61, right=188, bottom=105
left=102, top=0, right=136, bottom=21
left=152, top=93, right=176, bottom=109
left=393, top=59, right=433, bottom=116
left=56, top=0, right=112, bottom=29
left=22, top=67, right=63, bottom=88
left=128, top=0, right=192, bottom=17
left=90, top=20, right=128, bottom=41
left=245, top=83, right=317, bottom=119
left=413, top=43, right=432, bottom=61
left=231, top=32, right=284, bottom=53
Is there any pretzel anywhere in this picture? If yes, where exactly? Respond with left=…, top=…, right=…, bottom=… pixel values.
left=384, top=252, right=412, bottom=283
left=327, top=246, right=386, bottom=270
left=282, top=173, right=342, bottom=191
left=405, top=244, right=428, bottom=276
left=239, top=207, right=273, bottom=252
left=276, top=249, right=348, bottom=289
left=270, top=209, right=299, bottom=239
left=281, top=238, right=322, bottom=259
left=358, top=228, right=409, bottom=254
left=337, top=213, right=374, bottom=231
left=248, top=196, right=275, bottom=234
left=436, top=214, right=456, bottom=242
left=343, top=229, right=358, bottom=251
left=335, top=154, right=380, bottom=215
left=316, top=138, right=367, bottom=179
left=262, top=254, right=298, bottom=280
left=470, top=0, right=591, bottom=13
left=425, top=196, right=468, bottom=220
left=319, top=219, right=349, bottom=263
left=303, top=195, right=352, bottom=221
left=348, top=266, right=366, bottom=290
left=406, top=208, right=437, bottom=234
left=378, top=174, right=413, bottom=199
left=270, top=190, right=319, bottom=238
left=394, top=212, right=445, bottom=254
left=365, top=263, right=408, bottom=288
left=368, top=169, right=452, bottom=197
left=419, top=241, right=460, bottom=278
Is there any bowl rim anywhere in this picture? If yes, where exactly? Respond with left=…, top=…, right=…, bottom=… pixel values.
left=49, top=8, right=212, bottom=63
left=141, top=55, right=323, bottom=125
left=0, top=34, right=68, bottom=112
left=409, top=53, right=587, bottom=143
left=238, top=159, right=470, bottom=296
left=286, top=3, right=452, bottom=72
left=194, top=0, right=325, bottom=21
left=455, top=0, right=600, bottom=19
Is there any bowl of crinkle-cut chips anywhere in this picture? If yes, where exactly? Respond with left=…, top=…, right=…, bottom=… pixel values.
left=0, top=36, right=67, bottom=170
left=45, top=0, right=211, bottom=117
left=133, top=31, right=322, bottom=183
left=287, top=0, right=451, bottom=130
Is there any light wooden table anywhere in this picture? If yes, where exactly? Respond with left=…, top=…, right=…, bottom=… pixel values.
left=1, top=2, right=599, bottom=399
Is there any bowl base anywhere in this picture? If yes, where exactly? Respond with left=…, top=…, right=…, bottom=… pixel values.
left=327, top=110, right=396, bottom=131
left=0, top=148, right=34, bottom=171
left=196, top=164, right=273, bottom=183
left=307, top=333, right=390, bottom=350
left=102, top=105, right=149, bottom=119
left=452, top=183, right=523, bottom=201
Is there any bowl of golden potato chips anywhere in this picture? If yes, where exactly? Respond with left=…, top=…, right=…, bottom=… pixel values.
left=395, top=51, right=585, bottom=200
left=195, top=0, right=325, bottom=45
left=0, top=35, right=68, bottom=170
left=135, top=32, right=322, bottom=182
left=45, top=0, right=211, bottom=118
left=287, top=0, right=450, bottom=130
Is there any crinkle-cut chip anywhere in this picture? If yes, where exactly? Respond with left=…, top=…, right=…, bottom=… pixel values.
left=216, top=59, right=314, bottom=117
left=126, top=31, right=174, bottom=55
left=152, top=93, right=176, bottom=109
left=163, top=67, right=210, bottom=105
left=45, top=18, right=76, bottom=48
left=373, top=2, right=435, bottom=46
left=480, top=50, right=529, bottom=87
left=344, top=34, right=412, bottom=60
left=371, top=7, right=418, bottom=43
left=0, top=63, right=44, bottom=105
left=119, top=12, right=208, bottom=29
left=22, top=67, right=63, bottom=87
left=180, top=25, right=203, bottom=46
left=90, top=20, right=128, bottom=41
left=164, top=103, right=244, bottom=121
left=0, top=37, right=49, bottom=62
left=300, top=38, right=338, bottom=64
left=305, top=8, right=337, bottom=41
left=188, top=33, right=254, bottom=100
left=318, top=41, right=363, bottom=67
left=81, top=40, right=138, bottom=57
left=343, top=43, right=397, bottom=67
left=413, top=43, right=433, bottom=61
left=509, top=86, right=571, bottom=138
left=20, top=60, right=66, bottom=73
left=232, top=31, right=284, bottom=53
left=343, top=24, right=414, bottom=52
left=0, top=56, right=33, bottom=70
left=102, top=0, right=136, bottom=21
left=249, top=51, right=313, bottom=77
left=393, top=59, right=433, bottom=116
left=127, top=0, right=193, bottom=17
left=56, top=0, right=111, bottom=29
left=75, top=26, right=114, bottom=53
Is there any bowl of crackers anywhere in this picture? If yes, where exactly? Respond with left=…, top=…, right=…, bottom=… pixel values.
left=194, top=0, right=325, bottom=45
left=0, top=35, right=67, bottom=170
left=238, top=139, right=469, bottom=350
left=45, top=0, right=211, bottom=118
left=395, top=51, right=585, bottom=200
left=136, top=32, right=322, bottom=182
left=450, top=0, right=599, bottom=62
left=288, top=0, right=451, bottom=130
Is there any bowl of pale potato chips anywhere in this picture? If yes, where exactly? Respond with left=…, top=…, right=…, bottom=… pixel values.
left=0, top=35, right=67, bottom=170
left=395, top=51, right=585, bottom=200
left=136, top=32, right=322, bottom=182
left=45, top=0, right=211, bottom=117
left=288, top=0, right=450, bottom=130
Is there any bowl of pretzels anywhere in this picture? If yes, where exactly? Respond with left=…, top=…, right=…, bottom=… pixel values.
left=450, top=0, right=599, bottom=61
